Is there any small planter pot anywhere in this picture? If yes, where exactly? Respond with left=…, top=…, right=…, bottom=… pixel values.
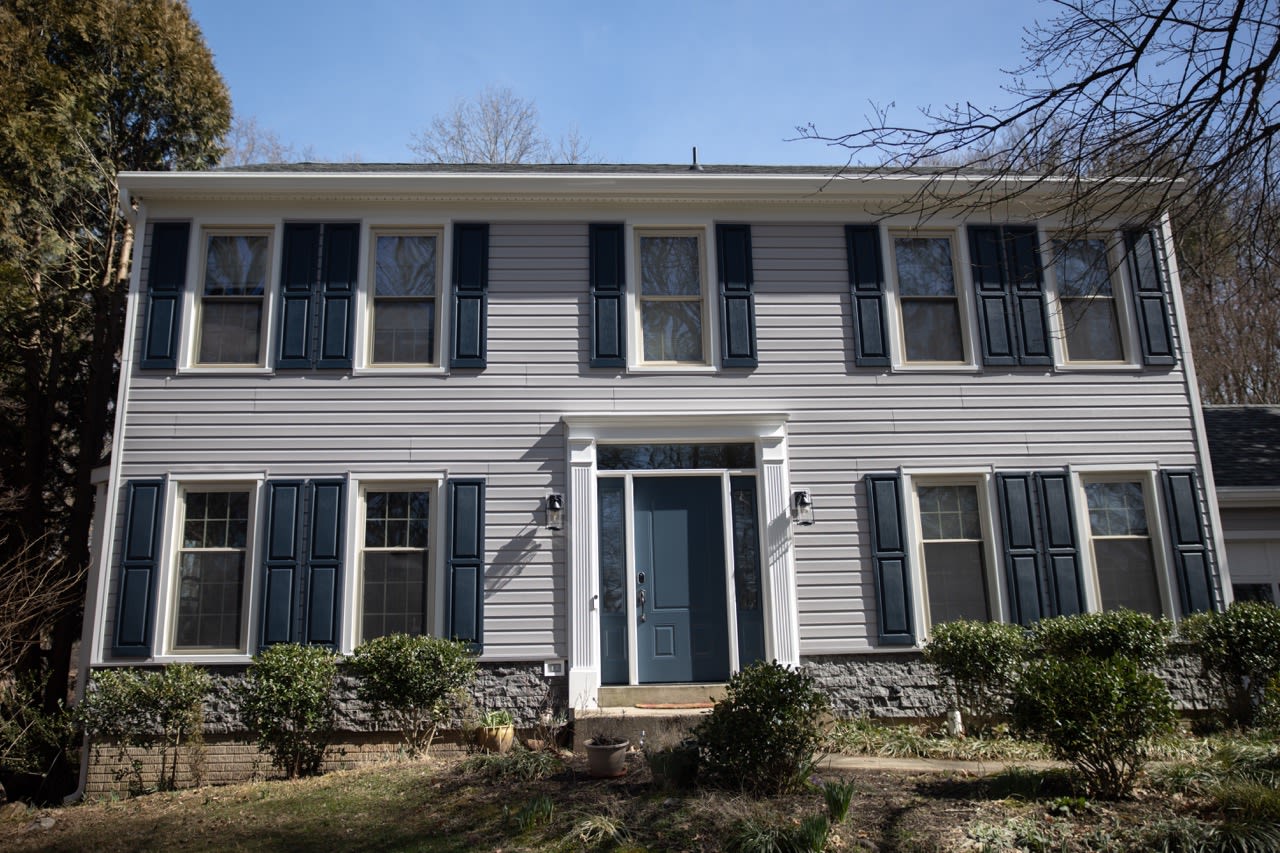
left=585, top=739, right=630, bottom=778
left=477, top=724, right=515, bottom=754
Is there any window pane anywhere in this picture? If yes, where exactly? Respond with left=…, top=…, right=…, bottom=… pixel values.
left=641, top=300, right=703, bottom=361
left=924, top=541, right=990, bottom=624
left=1095, top=539, right=1162, bottom=616
left=901, top=300, right=963, bottom=361
left=376, top=235, right=437, bottom=297
left=597, top=443, right=756, bottom=470
left=199, top=301, right=262, bottom=364
left=597, top=479, right=626, bottom=616
left=361, top=551, right=426, bottom=641
left=1086, top=483, right=1147, bottom=535
left=205, top=235, right=267, bottom=296
left=640, top=236, right=700, bottom=295
left=919, top=485, right=982, bottom=541
left=894, top=237, right=955, bottom=297
left=1062, top=297, right=1123, bottom=361
left=1233, top=584, right=1275, bottom=604
left=175, top=551, right=244, bottom=649
left=1054, top=239, right=1113, bottom=298
left=372, top=300, right=435, bottom=364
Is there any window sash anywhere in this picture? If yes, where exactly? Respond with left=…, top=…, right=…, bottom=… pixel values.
left=916, top=483, right=990, bottom=624
left=1053, top=238, right=1127, bottom=363
left=172, top=488, right=250, bottom=651
left=198, top=234, right=268, bottom=366
left=893, top=235, right=965, bottom=363
left=360, top=488, right=431, bottom=641
left=371, top=233, right=439, bottom=366
left=637, top=233, right=707, bottom=364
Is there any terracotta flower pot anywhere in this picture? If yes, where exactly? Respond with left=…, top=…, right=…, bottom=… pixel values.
left=477, top=724, right=515, bottom=754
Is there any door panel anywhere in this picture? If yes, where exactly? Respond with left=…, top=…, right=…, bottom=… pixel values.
left=634, top=477, right=729, bottom=683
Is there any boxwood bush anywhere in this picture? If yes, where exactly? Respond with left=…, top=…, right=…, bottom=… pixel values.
left=923, top=619, right=1025, bottom=735
left=1181, top=602, right=1280, bottom=728
left=694, top=660, right=828, bottom=796
left=238, top=643, right=338, bottom=779
left=349, top=633, right=477, bottom=756
left=1029, top=609, right=1171, bottom=669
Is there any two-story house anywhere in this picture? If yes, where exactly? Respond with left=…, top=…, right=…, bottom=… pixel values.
left=81, top=164, right=1230, bottom=778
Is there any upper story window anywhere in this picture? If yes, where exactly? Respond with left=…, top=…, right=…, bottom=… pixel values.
left=1084, top=479, right=1163, bottom=617
left=1052, top=238, right=1126, bottom=362
left=196, top=233, right=269, bottom=366
left=370, top=232, right=440, bottom=366
left=914, top=482, right=992, bottom=625
left=890, top=233, right=967, bottom=364
left=173, top=488, right=251, bottom=651
left=360, top=487, right=432, bottom=642
left=636, top=231, right=708, bottom=365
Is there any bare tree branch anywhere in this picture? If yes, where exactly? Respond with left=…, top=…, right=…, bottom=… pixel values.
left=408, top=86, right=598, bottom=164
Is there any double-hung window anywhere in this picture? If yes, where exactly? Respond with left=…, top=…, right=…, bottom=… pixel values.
left=173, top=488, right=251, bottom=651
left=196, top=232, right=270, bottom=365
left=1052, top=238, right=1126, bottom=362
left=891, top=233, right=966, bottom=363
left=370, top=232, right=440, bottom=366
left=1083, top=479, right=1164, bottom=617
left=636, top=231, right=708, bottom=365
left=914, top=482, right=992, bottom=625
left=360, top=488, right=432, bottom=641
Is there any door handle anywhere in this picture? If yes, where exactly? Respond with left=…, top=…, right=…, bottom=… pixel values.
left=637, top=588, right=646, bottom=622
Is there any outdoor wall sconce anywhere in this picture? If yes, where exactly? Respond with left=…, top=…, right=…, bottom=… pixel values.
left=546, top=493, right=565, bottom=531
left=792, top=489, right=815, bottom=526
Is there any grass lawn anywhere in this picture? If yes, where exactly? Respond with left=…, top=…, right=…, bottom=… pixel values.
left=1, top=731, right=1277, bottom=852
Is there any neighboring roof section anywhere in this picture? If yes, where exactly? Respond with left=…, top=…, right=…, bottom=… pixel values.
left=1204, top=406, right=1280, bottom=487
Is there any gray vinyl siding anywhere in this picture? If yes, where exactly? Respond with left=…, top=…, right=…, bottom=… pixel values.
left=103, top=213, right=1209, bottom=660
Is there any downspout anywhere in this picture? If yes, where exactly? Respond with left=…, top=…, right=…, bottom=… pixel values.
left=65, top=191, right=144, bottom=805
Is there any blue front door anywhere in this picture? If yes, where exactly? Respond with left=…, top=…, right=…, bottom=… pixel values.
left=633, top=477, right=730, bottom=683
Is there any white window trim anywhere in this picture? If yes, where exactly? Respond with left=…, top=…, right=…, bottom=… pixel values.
left=883, top=226, right=980, bottom=372
left=1072, top=469, right=1179, bottom=619
left=343, top=473, right=446, bottom=653
left=1043, top=231, right=1143, bottom=370
left=626, top=224, right=719, bottom=372
left=182, top=225, right=278, bottom=373
left=902, top=471, right=1005, bottom=637
left=356, top=225, right=449, bottom=374
left=151, top=474, right=266, bottom=662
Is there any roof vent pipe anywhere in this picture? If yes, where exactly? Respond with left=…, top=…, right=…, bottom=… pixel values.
left=690, top=146, right=702, bottom=171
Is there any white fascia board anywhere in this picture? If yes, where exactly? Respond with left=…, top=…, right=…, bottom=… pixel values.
left=116, top=170, right=1174, bottom=211
left=1215, top=486, right=1280, bottom=508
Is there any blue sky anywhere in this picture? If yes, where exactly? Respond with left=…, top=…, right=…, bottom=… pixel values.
left=187, top=0, right=1045, bottom=166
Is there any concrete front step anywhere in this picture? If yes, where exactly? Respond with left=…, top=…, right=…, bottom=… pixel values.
left=597, top=683, right=727, bottom=708
left=570, top=706, right=711, bottom=752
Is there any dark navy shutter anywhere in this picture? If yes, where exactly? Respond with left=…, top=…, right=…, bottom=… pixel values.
left=716, top=224, right=757, bottom=368
left=303, top=480, right=345, bottom=646
left=140, top=222, right=190, bottom=369
left=845, top=225, right=890, bottom=366
left=451, top=224, right=489, bottom=368
left=1161, top=470, right=1214, bottom=614
left=113, top=480, right=164, bottom=657
left=1005, top=227, right=1052, bottom=365
left=278, top=224, right=319, bottom=368
left=446, top=478, right=485, bottom=649
left=968, top=226, right=1018, bottom=366
left=968, top=226, right=1051, bottom=367
left=317, top=224, right=358, bottom=369
left=589, top=224, right=626, bottom=367
left=864, top=474, right=914, bottom=645
left=1123, top=229, right=1176, bottom=366
left=261, top=481, right=303, bottom=646
left=1036, top=472, right=1084, bottom=616
left=996, top=473, right=1044, bottom=625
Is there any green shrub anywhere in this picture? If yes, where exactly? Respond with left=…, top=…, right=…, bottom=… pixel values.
left=1182, top=602, right=1280, bottom=728
left=459, top=747, right=564, bottom=782
left=1029, top=609, right=1171, bottom=669
left=238, top=643, right=338, bottom=779
left=1, top=670, right=76, bottom=799
left=1259, top=673, right=1280, bottom=732
left=1012, top=654, right=1175, bottom=798
left=924, top=619, right=1026, bottom=734
left=349, top=633, right=477, bottom=756
left=77, top=664, right=210, bottom=793
left=694, top=660, right=828, bottom=796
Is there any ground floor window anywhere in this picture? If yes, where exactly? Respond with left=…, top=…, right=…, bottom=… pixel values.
left=360, top=488, right=431, bottom=642
left=1084, top=480, right=1163, bottom=617
left=174, top=489, right=249, bottom=650
left=914, top=483, right=991, bottom=625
